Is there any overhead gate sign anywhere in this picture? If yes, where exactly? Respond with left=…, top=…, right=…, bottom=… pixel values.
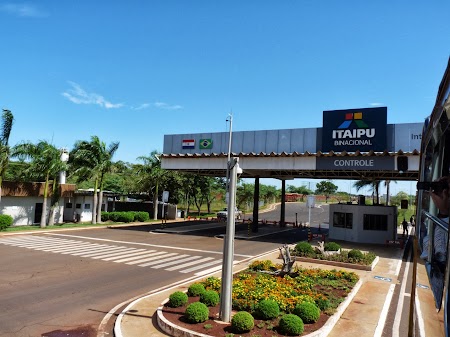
left=322, top=107, right=387, bottom=152
left=316, top=156, right=395, bottom=170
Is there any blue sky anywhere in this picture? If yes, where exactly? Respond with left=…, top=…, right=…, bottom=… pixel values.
left=1, top=1, right=449, bottom=195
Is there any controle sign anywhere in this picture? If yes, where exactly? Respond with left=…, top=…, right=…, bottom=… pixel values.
left=317, top=156, right=395, bottom=170
left=322, top=107, right=387, bottom=152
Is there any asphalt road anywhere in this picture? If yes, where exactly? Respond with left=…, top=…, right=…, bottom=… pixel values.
left=0, top=202, right=327, bottom=337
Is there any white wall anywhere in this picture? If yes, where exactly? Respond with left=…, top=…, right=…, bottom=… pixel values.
left=329, top=203, right=398, bottom=244
left=0, top=196, right=64, bottom=226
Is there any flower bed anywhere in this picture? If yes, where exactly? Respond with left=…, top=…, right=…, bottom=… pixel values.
left=158, top=261, right=360, bottom=336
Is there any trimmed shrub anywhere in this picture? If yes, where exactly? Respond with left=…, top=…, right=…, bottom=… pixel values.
left=185, top=302, right=209, bottom=323
left=118, top=212, right=135, bottom=223
left=279, top=314, right=304, bottom=335
left=187, top=283, right=206, bottom=297
left=101, top=212, right=110, bottom=222
left=295, top=241, right=314, bottom=255
left=348, top=249, right=364, bottom=261
left=324, top=242, right=341, bottom=251
left=134, top=211, right=150, bottom=222
left=294, top=301, right=321, bottom=323
left=231, top=311, right=254, bottom=333
left=200, top=290, right=220, bottom=307
left=255, top=299, right=280, bottom=320
left=168, top=291, right=188, bottom=308
left=0, top=214, right=13, bottom=230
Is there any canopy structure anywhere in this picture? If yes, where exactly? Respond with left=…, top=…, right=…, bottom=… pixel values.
left=162, top=108, right=422, bottom=182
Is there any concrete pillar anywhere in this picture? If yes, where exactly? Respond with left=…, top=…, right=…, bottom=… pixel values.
left=252, top=177, right=260, bottom=232
left=280, top=180, right=286, bottom=227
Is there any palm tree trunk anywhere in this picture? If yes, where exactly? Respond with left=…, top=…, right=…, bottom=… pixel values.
left=92, top=179, right=98, bottom=224
left=97, top=175, right=104, bottom=223
left=48, top=183, right=56, bottom=227
left=153, top=183, right=159, bottom=220
left=40, top=173, right=50, bottom=228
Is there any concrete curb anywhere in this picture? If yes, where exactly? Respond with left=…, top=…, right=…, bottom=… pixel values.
left=156, top=279, right=364, bottom=337
left=295, top=255, right=379, bottom=271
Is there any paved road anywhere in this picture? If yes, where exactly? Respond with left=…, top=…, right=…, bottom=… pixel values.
left=0, top=202, right=324, bottom=337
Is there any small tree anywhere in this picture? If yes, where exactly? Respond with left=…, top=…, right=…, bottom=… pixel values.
left=315, top=180, right=338, bottom=203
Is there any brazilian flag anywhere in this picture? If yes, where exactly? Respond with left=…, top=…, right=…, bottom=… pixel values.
left=199, top=139, right=213, bottom=149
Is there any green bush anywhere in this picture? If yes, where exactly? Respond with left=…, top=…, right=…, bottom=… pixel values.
left=134, top=211, right=150, bottom=222
left=278, top=314, right=304, bottom=335
left=231, top=311, right=254, bottom=333
left=184, top=302, right=209, bottom=323
left=348, top=249, right=364, bottom=261
left=315, top=297, right=331, bottom=311
left=187, top=283, right=206, bottom=297
left=168, top=291, right=188, bottom=308
left=118, top=212, right=135, bottom=223
left=200, top=290, right=220, bottom=307
left=295, top=241, right=314, bottom=255
left=255, top=299, right=280, bottom=320
left=294, top=301, right=321, bottom=323
left=248, top=260, right=276, bottom=271
left=324, top=242, right=341, bottom=251
left=101, top=212, right=110, bottom=221
left=0, top=214, right=13, bottom=230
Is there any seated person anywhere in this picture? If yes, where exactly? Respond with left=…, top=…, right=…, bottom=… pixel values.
left=420, top=176, right=450, bottom=263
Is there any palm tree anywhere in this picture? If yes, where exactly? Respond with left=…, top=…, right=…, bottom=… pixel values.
left=353, top=179, right=381, bottom=204
left=11, top=141, right=66, bottom=227
left=0, top=109, right=14, bottom=202
left=69, top=136, right=119, bottom=224
left=134, top=151, right=164, bottom=220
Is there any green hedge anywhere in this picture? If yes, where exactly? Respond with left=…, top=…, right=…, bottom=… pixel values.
left=0, top=214, right=13, bottom=231
left=101, top=211, right=150, bottom=223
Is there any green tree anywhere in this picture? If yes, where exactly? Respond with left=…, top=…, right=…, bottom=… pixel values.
left=134, top=151, right=166, bottom=220
left=353, top=180, right=381, bottom=204
left=315, top=180, right=338, bottom=203
left=0, top=109, right=14, bottom=202
left=12, top=141, right=66, bottom=227
left=69, top=136, right=119, bottom=224
left=260, top=184, right=280, bottom=204
left=236, top=182, right=255, bottom=210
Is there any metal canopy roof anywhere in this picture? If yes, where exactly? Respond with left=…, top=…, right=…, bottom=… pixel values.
left=161, top=150, right=419, bottom=181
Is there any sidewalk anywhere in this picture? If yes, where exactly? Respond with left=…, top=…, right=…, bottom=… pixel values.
left=114, top=226, right=441, bottom=337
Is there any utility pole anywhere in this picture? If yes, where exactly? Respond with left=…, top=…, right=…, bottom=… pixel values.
left=219, top=157, right=240, bottom=322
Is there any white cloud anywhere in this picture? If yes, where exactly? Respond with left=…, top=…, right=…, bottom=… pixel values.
left=62, top=81, right=124, bottom=109
left=154, top=101, right=183, bottom=110
left=0, top=3, right=48, bottom=17
left=369, top=102, right=384, bottom=107
left=132, top=103, right=151, bottom=110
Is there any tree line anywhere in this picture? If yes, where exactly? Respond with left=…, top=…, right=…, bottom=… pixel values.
left=0, top=109, right=411, bottom=228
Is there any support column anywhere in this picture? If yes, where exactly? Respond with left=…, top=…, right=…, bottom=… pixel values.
left=252, top=177, right=260, bottom=232
left=280, top=179, right=286, bottom=227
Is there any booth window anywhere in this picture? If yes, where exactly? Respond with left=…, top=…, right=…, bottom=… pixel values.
left=363, top=214, right=388, bottom=231
left=84, top=203, right=91, bottom=210
left=333, top=212, right=353, bottom=229
left=66, top=203, right=73, bottom=208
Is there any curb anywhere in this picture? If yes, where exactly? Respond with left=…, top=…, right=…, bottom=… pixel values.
left=156, top=279, right=364, bottom=337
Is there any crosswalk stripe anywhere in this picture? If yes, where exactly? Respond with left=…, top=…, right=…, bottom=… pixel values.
left=113, top=250, right=158, bottom=263
left=139, top=254, right=189, bottom=267
left=166, top=257, right=215, bottom=271
left=124, top=251, right=169, bottom=265
left=0, top=236, right=225, bottom=275
left=90, top=248, right=138, bottom=259
left=71, top=246, right=122, bottom=257
left=100, top=249, right=147, bottom=261
left=151, top=255, right=200, bottom=269
left=181, top=260, right=223, bottom=273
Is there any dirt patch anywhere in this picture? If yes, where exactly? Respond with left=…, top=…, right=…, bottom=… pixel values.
left=161, top=297, right=331, bottom=337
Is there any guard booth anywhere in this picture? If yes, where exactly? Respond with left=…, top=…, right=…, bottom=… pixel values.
left=328, top=203, right=398, bottom=244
